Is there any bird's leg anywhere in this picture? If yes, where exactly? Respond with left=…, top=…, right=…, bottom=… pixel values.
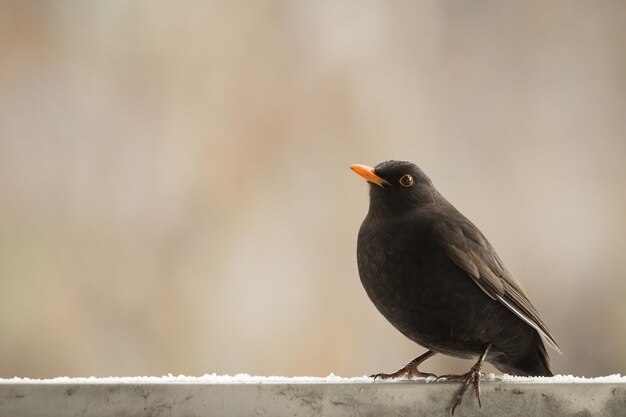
left=436, top=344, right=492, bottom=415
left=371, top=350, right=437, bottom=380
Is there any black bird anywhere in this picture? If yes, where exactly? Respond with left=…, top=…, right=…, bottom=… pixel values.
left=351, top=160, right=561, bottom=413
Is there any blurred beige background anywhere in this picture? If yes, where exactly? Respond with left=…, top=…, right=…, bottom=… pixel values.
left=1, top=1, right=625, bottom=379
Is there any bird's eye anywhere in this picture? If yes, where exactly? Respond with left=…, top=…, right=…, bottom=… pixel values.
left=399, top=174, right=414, bottom=188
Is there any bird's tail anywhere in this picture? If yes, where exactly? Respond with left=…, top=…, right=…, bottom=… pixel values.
left=497, top=331, right=554, bottom=377
left=522, top=335, right=553, bottom=377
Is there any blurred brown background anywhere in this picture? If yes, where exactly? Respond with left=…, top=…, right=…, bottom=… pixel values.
left=1, top=1, right=625, bottom=379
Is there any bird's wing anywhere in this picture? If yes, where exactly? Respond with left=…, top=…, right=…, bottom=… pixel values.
left=435, top=217, right=562, bottom=354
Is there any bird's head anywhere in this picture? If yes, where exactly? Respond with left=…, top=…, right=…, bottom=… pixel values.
left=351, top=160, right=438, bottom=215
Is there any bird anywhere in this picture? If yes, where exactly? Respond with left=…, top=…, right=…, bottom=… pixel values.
left=350, top=160, right=561, bottom=414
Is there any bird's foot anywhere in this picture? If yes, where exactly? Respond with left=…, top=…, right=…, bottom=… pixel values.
left=436, top=344, right=492, bottom=415
left=371, top=350, right=437, bottom=380
left=436, top=366, right=484, bottom=414
left=371, top=368, right=436, bottom=380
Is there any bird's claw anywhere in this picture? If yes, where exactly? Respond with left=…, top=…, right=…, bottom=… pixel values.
left=436, top=370, right=484, bottom=382
left=371, top=369, right=436, bottom=380
left=371, top=371, right=400, bottom=380
left=437, top=367, right=485, bottom=414
left=408, top=370, right=437, bottom=379
left=371, top=351, right=437, bottom=381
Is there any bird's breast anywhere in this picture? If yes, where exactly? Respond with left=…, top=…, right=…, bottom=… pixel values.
left=357, top=216, right=493, bottom=357
left=357, top=217, right=434, bottom=316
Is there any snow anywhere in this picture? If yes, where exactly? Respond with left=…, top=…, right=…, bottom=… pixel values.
left=0, top=373, right=624, bottom=384
left=0, top=373, right=371, bottom=384
left=486, top=373, right=626, bottom=383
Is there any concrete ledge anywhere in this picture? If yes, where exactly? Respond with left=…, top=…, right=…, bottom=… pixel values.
left=1, top=376, right=625, bottom=417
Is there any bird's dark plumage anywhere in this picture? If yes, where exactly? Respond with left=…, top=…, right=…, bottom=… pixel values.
left=353, top=160, right=560, bottom=378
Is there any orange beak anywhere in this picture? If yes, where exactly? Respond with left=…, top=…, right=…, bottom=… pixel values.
left=350, top=164, right=390, bottom=187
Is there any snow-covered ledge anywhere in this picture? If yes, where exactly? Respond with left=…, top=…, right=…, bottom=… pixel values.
left=1, top=374, right=624, bottom=417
